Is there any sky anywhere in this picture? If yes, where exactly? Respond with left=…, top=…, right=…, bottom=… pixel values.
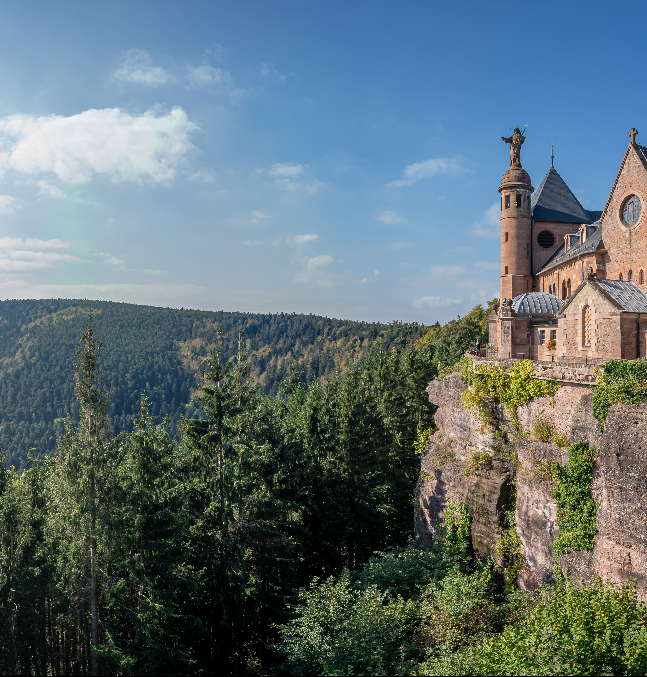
left=0, top=0, right=642, bottom=323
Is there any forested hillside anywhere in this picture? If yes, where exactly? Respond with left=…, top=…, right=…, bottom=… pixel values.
left=0, top=299, right=429, bottom=467
left=0, top=304, right=492, bottom=674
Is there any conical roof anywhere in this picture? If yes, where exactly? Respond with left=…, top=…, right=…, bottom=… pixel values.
left=531, top=168, right=594, bottom=224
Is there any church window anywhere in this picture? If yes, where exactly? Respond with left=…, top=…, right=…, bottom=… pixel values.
left=583, top=306, right=591, bottom=347
left=516, top=194, right=521, bottom=208
left=505, top=195, right=510, bottom=209
left=622, top=195, right=642, bottom=227
left=567, top=279, right=571, bottom=296
left=620, top=273, right=624, bottom=281
left=505, top=232, right=508, bottom=242
left=562, top=281, right=567, bottom=300
left=641, top=270, right=645, bottom=285
left=537, top=231, right=555, bottom=249
left=629, top=270, right=634, bottom=281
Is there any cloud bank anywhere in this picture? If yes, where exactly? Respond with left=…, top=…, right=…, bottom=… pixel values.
left=0, top=107, right=197, bottom=184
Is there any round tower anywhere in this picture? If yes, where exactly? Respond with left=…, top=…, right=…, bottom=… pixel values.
left=499, top=163, right=533, bottom=301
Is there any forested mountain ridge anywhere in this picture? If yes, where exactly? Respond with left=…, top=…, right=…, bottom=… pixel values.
left=0, top=298, right=429, bottom=467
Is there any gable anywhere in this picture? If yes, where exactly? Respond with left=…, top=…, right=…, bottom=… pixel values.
left=601, top=143, right=647, bottom=228
left=557, top=279, right=622, bottom=317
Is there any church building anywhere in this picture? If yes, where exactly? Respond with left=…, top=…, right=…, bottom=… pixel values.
left=489, top=127, right=647, bottom=362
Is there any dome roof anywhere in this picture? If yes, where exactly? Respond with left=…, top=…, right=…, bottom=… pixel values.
left=500, top=166, right=532, bottom=190
left=511, top=292, right=563, bottom=315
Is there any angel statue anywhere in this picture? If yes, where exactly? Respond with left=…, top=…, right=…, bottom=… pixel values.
left=502, top=127, right=526, bottom=167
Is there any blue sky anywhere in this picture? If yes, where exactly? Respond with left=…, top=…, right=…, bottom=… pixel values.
left=0, top=0, right=641, bottom=323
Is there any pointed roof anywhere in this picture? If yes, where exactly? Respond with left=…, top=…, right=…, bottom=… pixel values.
left=601, top=142, right=647, bottom=222
left=558, top=277, right=647, bottom=316
left=531, top=168, right=595, bottom=224
left=536, top=224, right=604, bottom=274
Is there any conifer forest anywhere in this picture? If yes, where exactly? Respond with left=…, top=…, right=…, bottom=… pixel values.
left=3, top=300, right=647, bottom=676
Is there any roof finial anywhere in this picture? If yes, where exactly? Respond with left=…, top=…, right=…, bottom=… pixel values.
left=551, top=137, right=554, bottom=169
left=629, top=127, right=639, bottom=144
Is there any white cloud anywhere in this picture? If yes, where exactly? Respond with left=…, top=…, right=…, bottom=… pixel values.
left=0, top=236, right=77, bottom=271
left=388, top=157, right=468, bottom=188
left=260, top=163, right=327, bottom=193
left=359, top=270, right=380, bottom=284
left=0, top=107, right=197, bottom=184
left=469, top=203, right=500, bottom=238
left=259, top=62, right=288, bottom=82
left=292, top=252, right=335, bottom=287
left=387, top=242, right=409, bottom=250
left=413, top=296, right=463, bottom=309
left=112, top=49, right=173, bottom=86
left=0, top=195, right=17, bottom=213
left=377, top=211, right=407, bottom=224
left=242, top=240, right=262, bottom=247
left=98, top=252, right=125, bottom=267
left=187, top=64, right=232, bottom=89
left=251, top=211, right=268, bottom=219
left=474, top=260, right=498, bottom=271
left=187, top=169, right=215, bottom=184
left=306, top=254, right=333, bottom=268
left=37, top=181, right=66, bottom=199
left=289, top=234, right=318, bottom=245
left=269, top=163, right=305, bottom=179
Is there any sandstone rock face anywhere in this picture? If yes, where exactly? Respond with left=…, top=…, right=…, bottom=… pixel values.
left=416, top=371, right=647, bottom=598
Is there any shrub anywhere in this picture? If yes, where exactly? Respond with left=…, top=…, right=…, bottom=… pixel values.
left=533, top=417, right=552, bottom=442
left=551, top=441, right=597, bottom=572
left=552, top=432, right=569, bottom=448
left=465, top=448, right=493, bottom=477
left=419, top=579, right=647, bottom=676
left=591, top=359, right=647, bottom=428
left=460, top=359, right=560, bottom=429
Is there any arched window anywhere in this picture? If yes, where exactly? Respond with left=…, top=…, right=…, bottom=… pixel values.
left=641, top=270, right=645, bottom=285
left=629, top=270, right=634, bottom=281
left=620, top=273, right=624, bottom=281
left=583, top=306, right=591, bottom=347
left=562, top=281, right=567, bottom=300
left=567, top=279, right=572, bottom=296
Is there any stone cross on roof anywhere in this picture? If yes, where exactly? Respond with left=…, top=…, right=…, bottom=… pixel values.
left=629, top=127, right=639, bottom=144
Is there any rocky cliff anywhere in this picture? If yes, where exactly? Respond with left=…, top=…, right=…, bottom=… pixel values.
left=415, top=366, right=647, bottom=597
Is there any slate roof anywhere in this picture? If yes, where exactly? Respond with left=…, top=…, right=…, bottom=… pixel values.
left=531, top=168, right=596, bottom=224
left=594, top=279, right=647, bottom=312
left=536, top=224, right=603, bottom=274
left=511, top=292, right=564, bottom=315
left=634, top=144, right=647, bottom=167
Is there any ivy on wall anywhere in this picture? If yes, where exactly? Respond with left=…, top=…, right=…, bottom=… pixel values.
left=459, top=358, right=560, bottom=428
left=551, top=441, right=597, bottom=577
left=591, top=359, right=647, bottom=428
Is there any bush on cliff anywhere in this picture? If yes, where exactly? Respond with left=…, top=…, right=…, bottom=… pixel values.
left=418, top=578, right=647, bottom=676
left=591, top=358, right=647, bottom=427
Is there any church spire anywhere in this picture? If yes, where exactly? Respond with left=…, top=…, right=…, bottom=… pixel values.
left=551, top=138, right=554, bottom=169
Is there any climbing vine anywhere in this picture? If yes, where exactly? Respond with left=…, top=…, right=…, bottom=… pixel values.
left=495, top=497, right=525, bottom=587
left=551, top=441, right=598, bottom=578
left=591, top=359, right=647, bottom=428
left=459, top=358, right=560, bottom=428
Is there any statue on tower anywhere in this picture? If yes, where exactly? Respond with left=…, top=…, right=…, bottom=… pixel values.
left=502, top=126, right=526, bottom=167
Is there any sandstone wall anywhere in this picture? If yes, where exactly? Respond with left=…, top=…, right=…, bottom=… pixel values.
left=416, top=371, right=647, bottom=597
